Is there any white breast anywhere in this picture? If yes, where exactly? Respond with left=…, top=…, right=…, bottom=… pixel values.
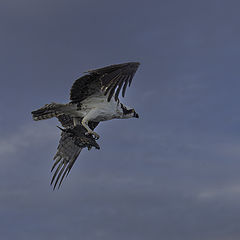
left=78, top=92, right=122, bottom=122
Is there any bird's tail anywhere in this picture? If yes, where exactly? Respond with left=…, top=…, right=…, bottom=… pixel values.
left=31, top=103, right=65, bottom=121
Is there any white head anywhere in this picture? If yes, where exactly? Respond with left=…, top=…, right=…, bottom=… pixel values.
left=120, top=103, right=139, bottom=119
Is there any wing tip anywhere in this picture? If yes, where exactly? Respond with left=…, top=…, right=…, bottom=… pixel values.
left=127, top=61, right=140, bottom=68
left=87, top=61, right=140, bottom=73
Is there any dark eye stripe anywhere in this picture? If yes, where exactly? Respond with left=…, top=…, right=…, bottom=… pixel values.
left=120, top=104, right=133, bottom=115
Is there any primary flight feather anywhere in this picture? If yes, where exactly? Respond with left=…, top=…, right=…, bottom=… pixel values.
left=31, top=62, right=140, bottom=189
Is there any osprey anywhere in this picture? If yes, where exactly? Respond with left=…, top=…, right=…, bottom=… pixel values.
left=32, top=62, right=140, bottom=189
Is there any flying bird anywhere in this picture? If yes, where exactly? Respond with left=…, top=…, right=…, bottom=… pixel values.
left=31, top=62, right=140, bottom=189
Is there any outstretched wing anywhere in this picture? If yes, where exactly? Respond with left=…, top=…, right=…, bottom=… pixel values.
left=51, top=130, right=82, bottom=190
left=70, top=62, right=140, bottom=103
left=50, top=114, right=99, bottom=189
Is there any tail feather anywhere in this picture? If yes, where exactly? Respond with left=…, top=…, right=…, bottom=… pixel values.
left=32, top=103, right=64, bottom=121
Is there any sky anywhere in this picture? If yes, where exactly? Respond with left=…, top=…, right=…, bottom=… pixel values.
left=1, top=0, right=240, bottom=239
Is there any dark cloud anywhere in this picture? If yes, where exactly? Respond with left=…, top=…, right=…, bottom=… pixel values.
left=1, top=0, right=240, bottom=239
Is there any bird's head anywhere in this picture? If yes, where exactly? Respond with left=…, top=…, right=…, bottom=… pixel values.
left=120, top=103, right=139, bottom=119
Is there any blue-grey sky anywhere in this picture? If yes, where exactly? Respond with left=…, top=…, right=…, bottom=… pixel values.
left=1, top=0, right=240, bottom=239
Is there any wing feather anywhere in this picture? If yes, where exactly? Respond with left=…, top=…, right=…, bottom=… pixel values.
left=103, top=74, right=122, bottom=96
left=57, top=114, right=74, bottom=128
left=50, top=115, right=100, bottom=189
left=122, top=76, right=130, bottom=98
left=70, top=62, right=140, bottom=103
left=114, top=76, right=126, bottom=101
left=105, top=74, right=123, bottom=101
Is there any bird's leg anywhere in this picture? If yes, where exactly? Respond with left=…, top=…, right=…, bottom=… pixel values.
left=73, top=117, right=79, bottom=127
left=81, top=109, right=100, bottom=139
left=81, top=118, right=100, bottom=140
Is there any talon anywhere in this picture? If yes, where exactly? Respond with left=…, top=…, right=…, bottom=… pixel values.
left=85, top=131, right=100, bottom=140
left=93, top=132, right=100, bottom=140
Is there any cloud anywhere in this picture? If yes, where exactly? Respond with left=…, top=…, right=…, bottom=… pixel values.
left=0, top=121, right=57, bottom=157
left=198, top=184, right=240, bottom=200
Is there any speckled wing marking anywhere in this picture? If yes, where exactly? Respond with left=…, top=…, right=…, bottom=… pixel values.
left=50, top=114, right=99, bottom=189
left=57, top=114, right=74, bottom=128
left=70, top=62, right=140, bottom=103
